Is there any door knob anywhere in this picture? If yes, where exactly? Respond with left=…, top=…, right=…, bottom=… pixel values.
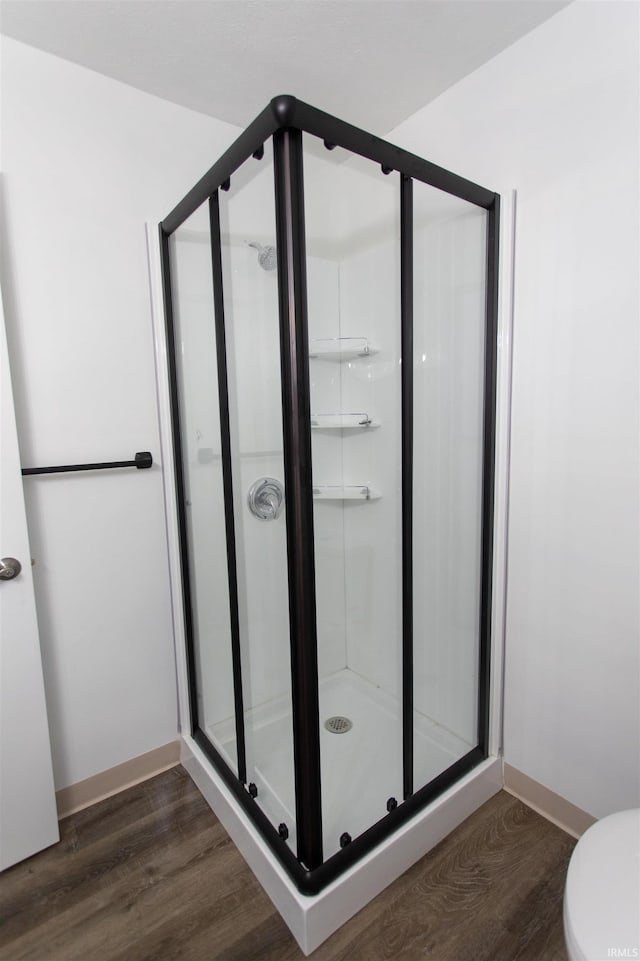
left=0, top=557, right=22, bottom=580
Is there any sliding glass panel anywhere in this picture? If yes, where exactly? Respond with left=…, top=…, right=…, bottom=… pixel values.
left=304, top=135, right=403, bottom=859
left=218, top=142, right=297, bottom=850
left=412, top=182, right=488, bottom=789
left=169, top=204, right=238, bottom=774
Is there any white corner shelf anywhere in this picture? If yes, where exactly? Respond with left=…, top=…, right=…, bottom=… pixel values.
left=312, top=485, right=380, bottom=502
left=309, top=337, right=378, bottom=361
left=311, top=413, right=380, bottom=431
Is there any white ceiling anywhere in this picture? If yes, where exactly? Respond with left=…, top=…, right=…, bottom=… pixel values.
left=0, top=0, right=569, bottom=135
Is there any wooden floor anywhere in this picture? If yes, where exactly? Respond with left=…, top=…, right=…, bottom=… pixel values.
left=0, top=766, right=574, bottom=961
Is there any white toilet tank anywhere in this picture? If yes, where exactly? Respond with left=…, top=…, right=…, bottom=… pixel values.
left=564, top=808, right=640, bottom=961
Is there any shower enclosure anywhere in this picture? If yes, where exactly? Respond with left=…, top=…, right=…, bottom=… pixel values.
left=158, top=96, right=499, bottom=897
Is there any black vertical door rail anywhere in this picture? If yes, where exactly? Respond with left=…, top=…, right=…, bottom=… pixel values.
left=208, top=191, right=248, bottom=784
left=272, top=127, right=324, bottom=871
left=400, top=174, right=414, bottom=801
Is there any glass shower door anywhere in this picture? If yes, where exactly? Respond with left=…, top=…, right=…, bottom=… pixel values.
left=167, top=147, right=298, bottom=855
left=303, top=136, right=404, bottom=859
left=412, top=183, right=489, bottom=792
left=217, top=142, right=297, bottom=852
left=168, top=202, right=239, bottom=775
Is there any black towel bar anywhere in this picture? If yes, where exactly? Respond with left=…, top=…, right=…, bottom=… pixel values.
left=22, top=451, right=153, bottom=476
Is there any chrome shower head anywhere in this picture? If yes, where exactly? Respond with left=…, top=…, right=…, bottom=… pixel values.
left=248, top=241, right=277, bottom=271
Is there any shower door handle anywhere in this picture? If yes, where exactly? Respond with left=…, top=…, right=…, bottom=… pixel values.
left=0, top=557, right=22, bottom=581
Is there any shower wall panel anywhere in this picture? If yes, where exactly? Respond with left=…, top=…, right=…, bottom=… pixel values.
left=307, top=254, right=348, bottom=679
left=339, top=236, right=402, bottom=698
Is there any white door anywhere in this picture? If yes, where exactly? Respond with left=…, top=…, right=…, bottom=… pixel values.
left=0, top=291, right=59, bottom=870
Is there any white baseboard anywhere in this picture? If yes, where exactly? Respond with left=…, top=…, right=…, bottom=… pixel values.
left=503, top=762, right=596, bottom=839
left=55, top=740, right=181, bottom=819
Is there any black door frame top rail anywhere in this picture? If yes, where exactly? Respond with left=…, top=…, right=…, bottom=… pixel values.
left=160, top=95, right=499, bottom=895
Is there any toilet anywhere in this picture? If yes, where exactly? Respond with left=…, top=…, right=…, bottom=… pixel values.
left=564, top=808, right=640, bottom=961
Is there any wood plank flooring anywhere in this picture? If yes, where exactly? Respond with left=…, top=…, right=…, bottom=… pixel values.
left=0, top=766, right=575, bottom=961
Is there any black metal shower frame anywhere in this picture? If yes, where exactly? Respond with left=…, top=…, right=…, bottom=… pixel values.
left=159, top=95, right=499, bottom=896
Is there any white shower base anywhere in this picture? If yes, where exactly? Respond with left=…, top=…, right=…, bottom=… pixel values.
left=189, top=669, right=502, bottom=955
left=182, top=734, right=501, bottom=954
left=210, top=668, right=473, bottom=861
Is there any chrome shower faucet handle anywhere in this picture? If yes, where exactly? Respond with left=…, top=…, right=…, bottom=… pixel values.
left=247, top=478, right=285, bottom=520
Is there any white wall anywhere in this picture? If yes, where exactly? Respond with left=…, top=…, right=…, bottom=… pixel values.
left=392, top=0, right=640, bottom=817
left=0, top=38, right=241, bottom=789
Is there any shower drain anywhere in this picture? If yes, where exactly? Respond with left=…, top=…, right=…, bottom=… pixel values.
left=324, top=715, right=353, bottom=734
